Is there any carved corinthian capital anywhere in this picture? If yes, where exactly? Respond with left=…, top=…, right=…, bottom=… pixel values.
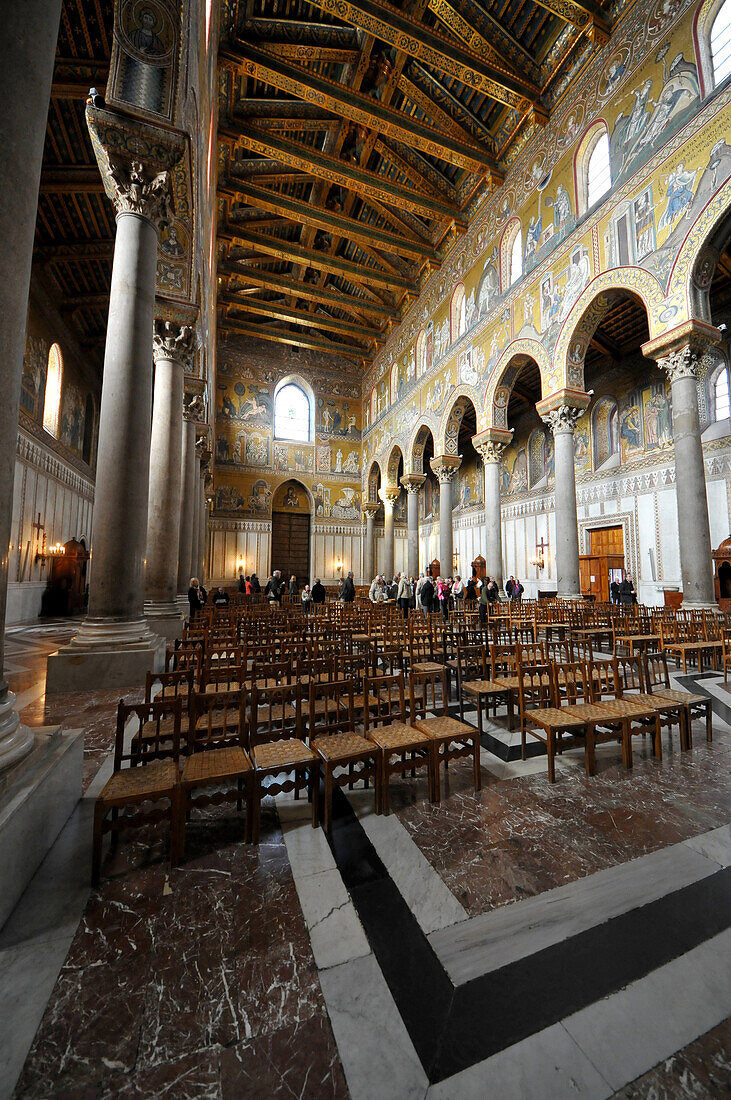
left=184, top=392, right=206, bottom=423
left=541, top=404, right=583, bottom=435
left=430, top=455, right=461, bottom=482
left=656, top=345, right=698, bottom=383
left=475, top=440, right=504, bottom=464
left=106, top=156, right=174, bottom=230
left=153, top=321, right=194, bottom=366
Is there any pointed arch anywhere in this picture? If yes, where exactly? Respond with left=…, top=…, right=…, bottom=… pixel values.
left=367, top=460, right=382, bottom=502
left=437, top=389, right=479, bottom=456
left=407, top=421, right=436, bottom=475
left=483, top=339, right=551, bottom=430
left=386, top=444, right=404, bottom=487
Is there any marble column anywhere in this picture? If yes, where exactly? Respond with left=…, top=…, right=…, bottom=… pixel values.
left=362, top=502, right=379, bottom=582
left=379, top=487, right=400, bottom=582
left=192, top=447, right=202, bottom=582
left=644, top=326, right=719, bottom=606
left=401, top=475, right=425, bottom=578
left=0, top=0, right=62, bottom=765
left=48, top=126, right=182, bottom=691
left=430, top=456, right=461, bottom=578
left=177, top=395, right=203, bottom=595
left=474, top=436, right=507, bottom=593
left=541, top=404, right=584, bottom=600
left=144, top=321, right=192, bottom=637
left=197, top=467, right=207, bottom=581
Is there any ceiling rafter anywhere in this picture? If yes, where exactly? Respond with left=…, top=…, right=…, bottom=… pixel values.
left=220, top=316, right=366, bottom=360
left=303, top=0, right=539, bottom=107
left=218, top=261, right=400, bottom=321
left=221, top=122, right=467, bottom=224
left=221, top=292, right=379, bottom=342
left=222, top=41, right=500, bottom=174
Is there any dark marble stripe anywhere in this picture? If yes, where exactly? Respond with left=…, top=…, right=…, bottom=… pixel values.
left=327, top=787, right=731, bottom=1084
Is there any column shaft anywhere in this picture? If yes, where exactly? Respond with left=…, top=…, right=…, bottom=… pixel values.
left=0, top=0, right=62, bottom=765
left=198, top=477, right=207, bottom=581
left=177, top=418, right=197, bottom=590
left=483, top=459, right=504, bottom=591
left=406, top=490, right=419, bottom=578
left=438, top=478, right=453, bottom=577
left=382, top=502, right=395, bottom=582
left=553, top=428, right=582, bottom=599
left=363, top=508, right=377, bottom=582
left=669, top=373, right=714, bottom=604
left=192, top=456, right=201, bottom=583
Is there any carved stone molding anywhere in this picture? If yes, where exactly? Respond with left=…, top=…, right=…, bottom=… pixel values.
left=656, top=345, right=698, bottom=384
left=106, top=156, right=173, bottom=230
left=541, top=404, right=583, bottom=435
left=400, top=474, right=426, bottom=493
left=153, top=320, right=194, bottom=366
left=379, top=486, right=401, bottom=507
left=474, top=440, right=504, bottom=464
left=362, top=501, right=380, bottom=517
left=184, top=393, right=206, bottom=422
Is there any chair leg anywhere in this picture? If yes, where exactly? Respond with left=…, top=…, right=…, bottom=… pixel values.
left=171, top=787, right=185, bottom=866
left=324, top=766, right=332, bottom=833
left=432, top=744, right=441, bottom=804
left=309, top=766, right=319, bottom=828
left=546, top=729, right=555, bottom=783
left=585, top=726, right=597, bottom=776
left=653, top=716, right=662, bottom=761
left=91, top=800, right=105, bottom=886
left=705, top=703, right=712, bottom=743
left=245, top=777, right=254, bottom=842
left=473, top=735, right=481, bottom=792
left=251, top=780, right=261, bottom=844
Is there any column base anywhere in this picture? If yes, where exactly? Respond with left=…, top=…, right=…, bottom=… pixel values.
left=144, top=601, right=185, bottom=640
left=0, top=725, right=82, bottom=928
left=46, top=617, right=166, bottom=693
left=558, top=592, right=583, bottom=601
left=0, top=688, right=34, bottom=773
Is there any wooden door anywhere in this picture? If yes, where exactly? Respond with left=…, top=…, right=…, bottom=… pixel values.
left=429, top=558, right=441, bottom=579
left=271, top=511, right=310, bottom=588
left=472, top=555, right=486, bottom=580
left=589, top=526, right=624, bottom=556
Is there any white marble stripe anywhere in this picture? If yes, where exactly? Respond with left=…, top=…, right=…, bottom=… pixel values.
left=428, top=831, right=727, bottom=985
left=426, top=930, right=731, bottom=1099
left=319, top=953, right=430, bottom=1100
left=345, top=788, right=469, bottom=935
left=276, top=795, right=371, bottom=971
left=11, top=682, right=46, bottom=713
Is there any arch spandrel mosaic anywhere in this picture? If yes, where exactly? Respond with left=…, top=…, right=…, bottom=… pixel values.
left=362, top=0, right=731, bottom=486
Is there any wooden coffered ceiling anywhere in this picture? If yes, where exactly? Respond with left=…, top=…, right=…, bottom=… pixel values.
left=217, top=0, right=611, bottom=366
left=34, top=0, right=114, bottom=376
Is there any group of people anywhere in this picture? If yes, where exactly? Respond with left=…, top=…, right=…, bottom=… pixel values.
left=235, top=566, right=359, bottom=613
left=367, top=571, right=520, bottom=622
left=610, top=573, right=637, bottom=605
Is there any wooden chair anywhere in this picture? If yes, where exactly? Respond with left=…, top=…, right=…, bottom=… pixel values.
left=456, top=644, right=497, bottom=733
left=409, top=667, right=480, bottom=802
left=309, top=677, right=381, bottom=831
left=644, top=650, right=712, bottom=747
left=249, top=683, right=318, bottom=842
left=363, top=672, right=435, bottom=815
left=91, top=698, right=182, bottom=885
left=516, top=661, right=552, bottom=759
left=176, top=692, right=252, bottom=863
left=587, top=656, right=662, bottom=765
left=722, top=628, right=731, bottom=683
left=307, top=677, right=355, bottom=739
left=525, top=663, right=594, bottom=782
left=614, top=653, right=687, bottom=760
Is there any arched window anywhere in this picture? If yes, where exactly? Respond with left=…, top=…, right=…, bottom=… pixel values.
left=575, top=123, right=612, bottom=215
left=587, top=132, right=612, bottom=208
left=43, top=343, right=63, bottom=437
left=274, top=382, right=311, bottom=442
left=450, top=285, right=466, bottom=342
left=715, top=365, right=731, bottom=420
left=416, top=330, right=427, bottom=377
left=370, top=387, right=377, bottom=423
left=712, top=0, right=731, bottom=84
left=510, top=230, right=523, bottom=286
left=390, top=361, right=399, bottom=403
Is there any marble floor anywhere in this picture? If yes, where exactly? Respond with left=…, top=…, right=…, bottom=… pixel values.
left=0, top=623, right=729, bottom=1099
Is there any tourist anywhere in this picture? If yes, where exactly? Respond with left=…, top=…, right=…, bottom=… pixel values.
left=619, top=573, right=636, bottom=605
left=478, top=578, right=489, bottom=624
left=420, top=573, right=434, bottom=615
left=452, top=575, right=465, bottom=604
left=311, top=577, right=326, bottom=603
left=368, top=574, right=385, bottom=602
left=340, top=570, right=356, bottom=602
left=250, top=573, right=261, bottom=593
left=436, top=575, right=450, bottom=620
left=187, top=577, right=203, bottom=619
left=505, top=575, right=516, bottom=598
left=244, top=575, right=253, bottom=596
left=397, top=571, right=410, bottom=618
left=198, top=581, right=208, bottom=609
left=415, top=572, right=426, bottom=610
left=465, top=576, right=477, bottom=602
left=265, top=570, right=283, bottom=604
left=237, top=569, right=246, bottom=594
left=212, top=586, right=229, bottom=607
left=301, top=584, right=312, bottom=613
left=610, top=578, right=620, bottom=604
left=288, top=574, right=298, bottom=596
left=512, top=577, right=524, bottom=601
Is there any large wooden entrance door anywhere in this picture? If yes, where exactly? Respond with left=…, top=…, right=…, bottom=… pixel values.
left=579, top=526, right=625, bottom=601
left=271, top=511, right=310, bottom=588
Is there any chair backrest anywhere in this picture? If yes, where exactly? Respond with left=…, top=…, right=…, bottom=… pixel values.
left=189, top=689, right=246, bottom=752
left=615, top=653, right=645, bottom=693
left=145, top=668, right=194, bottom=705
left=546, top=639, right=574, bottom=665
left=365, top=671, right=409, bottom=730
left=516, top=662, right=553, bottom=713
left=490, top=644, right=517, bottom=678
left=516, top=641, right=546, bottom=665
left=202, top=663, right=247, bottom=693
left=249, top=659, right=293, bottom=688
left=588, top=657, right=622, bottom=701
left=115, top=697, right=182, bottom=770
left=409, top=666, right=449, bottom=720
left=308, top=677, right=355, bottom=738
left=249, top=682, right=303, bottom=746
left=552, top=660, right=589, bottom=705
left=375, top=645, right=405, bottom=675
left=456, top=644, right=488, bottom=688
left=644, top=650, right=671, bottom=692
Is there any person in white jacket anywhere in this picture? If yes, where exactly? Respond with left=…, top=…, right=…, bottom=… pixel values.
left=369, top=575, right=386, bottom=602
left=396, top=571, right=411, bottom=618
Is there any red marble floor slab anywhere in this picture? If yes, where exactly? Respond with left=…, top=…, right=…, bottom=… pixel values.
left=14, top=801, right=347, bottom=1099
left=392, top=727, right=731, bottom=918
left=615, top=1017, right=730, bottom=1098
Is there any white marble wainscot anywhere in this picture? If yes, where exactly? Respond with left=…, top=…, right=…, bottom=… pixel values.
left=276, top=794, right=370, bottom=971
left=346, top=788, right=468, bottom=935
left=428, top=834, right=727, bottom=985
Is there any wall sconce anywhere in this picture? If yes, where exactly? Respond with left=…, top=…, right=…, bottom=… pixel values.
left=235, top=556, right=245, bottom=577
left=335, top=557, right=343, bottom=576
left=529, top=537, right=548, bottom=571
left=48, top=542, right=66, bottom=557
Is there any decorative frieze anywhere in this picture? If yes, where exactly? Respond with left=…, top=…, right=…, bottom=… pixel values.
left=16, top=430, right=95, bottom=500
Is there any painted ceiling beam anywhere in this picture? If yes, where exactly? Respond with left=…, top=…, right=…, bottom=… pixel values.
left=531, top=0, right=607, bottom=27
left=261, top=43, right=362, bottom=64
left=430, top=0, right=538, bottom=80
left=218, top=260, right=400, bottom=320
left=221, top=176, right=439, bottom=261
left=223, top=42, right=498, bottom=174
left=221, top=122, right=466, bottom=224
left=303, top=0, right=538, bottom=107
left=221, top=292, right=379, bottom=340
left=34, top=239, right=115, bottom=262
left=39, top=166, right=104, bottom=193
left=425, top=0, right=524, bottom=78
left=219, top=222, right=411, bottom=291
left=396, top=73, right=481, bottom=148
left=219, top=315, right=367, bottom=360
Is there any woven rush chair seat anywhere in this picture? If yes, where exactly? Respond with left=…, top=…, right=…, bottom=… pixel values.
left=411, top=660, right=444, bottom=674
left=311, top=732, right=374, bottom=760
left=411, top=663, right=481, bottom=802
left=412, top=714, right=474, bottom=740
left=181, top=745, right=251, bottom=786
left=99, top=758, right=179, bottom=803
left=253, top=737, right=316, bottom=770
left=311, top=733, right=381, bottom=828
left=651, top=688, right=712, bottom=745
left=367, top=721, right=428, bottom=751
